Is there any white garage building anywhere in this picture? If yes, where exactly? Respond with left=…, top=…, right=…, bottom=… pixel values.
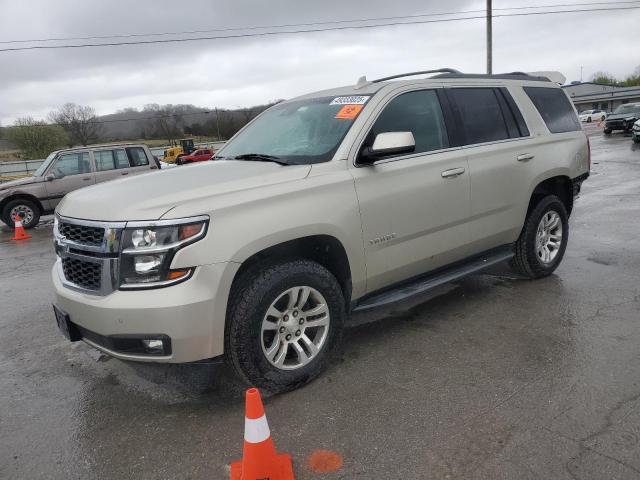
left=562, top=82, right=640, bottom=113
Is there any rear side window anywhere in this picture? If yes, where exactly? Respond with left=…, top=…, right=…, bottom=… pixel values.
left=94, top=150, right=116, bottom=171
left=447, top=88, right=511, bottom=145
left=523, top=86, right=581, bottom=133
left=115, top=149, right=130, bottom=168
left=366, top=89, right=449, bottom=156
left=126, top=147, right=149, bottom=166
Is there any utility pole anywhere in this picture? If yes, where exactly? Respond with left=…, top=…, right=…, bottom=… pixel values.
left=580, top=66, right=583, bottom=82
left=486, top=0, right=492, bottom=74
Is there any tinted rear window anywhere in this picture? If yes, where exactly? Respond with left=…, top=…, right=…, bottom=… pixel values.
left=523, top=87, right=581, bottom=133
left=447, top=88, right=510, bottom=145
left=126, top=147, right=149, bottom=166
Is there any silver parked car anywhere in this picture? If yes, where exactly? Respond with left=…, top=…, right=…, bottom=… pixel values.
left=52, top=69, right=589, bottom=392
left=0, top=144, right=158, bottom=228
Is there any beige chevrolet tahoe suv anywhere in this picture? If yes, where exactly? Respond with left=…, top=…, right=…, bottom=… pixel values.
left=52, top=69, right=590, bottom=392
left=0, top=144, right=157, bottom=229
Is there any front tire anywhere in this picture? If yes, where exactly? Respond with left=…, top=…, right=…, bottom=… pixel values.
left=587, top=116, right=592, bottom=123
left=225, top=259, right=345, bottom=393
left=604, top=128, right=612, bottom=134
left=2, top=198, right=40, bottom=229
left=511, top=195, right=569, bottom=279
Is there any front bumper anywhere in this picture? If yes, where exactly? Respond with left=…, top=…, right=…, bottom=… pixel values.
left=52, top=261, right=239, bottom=363
left=606, top=119, right=637, bottom=131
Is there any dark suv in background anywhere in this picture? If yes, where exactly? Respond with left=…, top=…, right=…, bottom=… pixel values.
left=604, top=103, right=640, bottom=134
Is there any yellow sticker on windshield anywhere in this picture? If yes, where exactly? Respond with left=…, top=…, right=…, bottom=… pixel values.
left=335, top=104, right=363, bottom=120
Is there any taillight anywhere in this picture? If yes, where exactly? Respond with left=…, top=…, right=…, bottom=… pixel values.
left=586, top=135, right=591, bottom=171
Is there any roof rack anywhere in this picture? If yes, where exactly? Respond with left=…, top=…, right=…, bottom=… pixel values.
left=354, top=69, right=561, bottom=89
left=354, top=68, right=462, bottom=90
left=372, top=68, right=463, bottom=83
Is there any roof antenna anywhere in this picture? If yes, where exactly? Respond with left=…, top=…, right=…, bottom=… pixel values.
left=354, top=75, right=371, bottom=90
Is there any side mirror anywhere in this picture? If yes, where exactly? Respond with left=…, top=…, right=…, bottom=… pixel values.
left=359, top=132, right=416, bottom=164
left=45, top=174, right=56, bottom=182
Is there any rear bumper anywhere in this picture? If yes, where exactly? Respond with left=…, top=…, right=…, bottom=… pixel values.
left=52, top=261, right=240, bottom=363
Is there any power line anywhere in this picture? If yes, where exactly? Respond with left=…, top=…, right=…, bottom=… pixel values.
left=0, top=1, right=637, bottom=45
left=0, top=5, right=638, bottom=52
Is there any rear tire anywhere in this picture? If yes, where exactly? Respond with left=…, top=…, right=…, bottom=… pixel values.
left=2, top=198, right=40, bottom=229
left=225, top=259, right=345, bottom=393
left=510, top=195, right=569, bottom=279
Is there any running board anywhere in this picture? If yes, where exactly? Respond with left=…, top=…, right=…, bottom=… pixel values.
left=352, top=247, right=514, bottom=313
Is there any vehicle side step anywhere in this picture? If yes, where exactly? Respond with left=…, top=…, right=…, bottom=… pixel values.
left=352, top=246, right=514, bottom=312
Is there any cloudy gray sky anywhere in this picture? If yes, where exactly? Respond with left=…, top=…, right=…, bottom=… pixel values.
left=0, top=0, right=638, bottom=124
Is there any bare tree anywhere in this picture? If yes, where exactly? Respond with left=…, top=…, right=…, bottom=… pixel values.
left=49, top=103, right=101, bottom=146
left=240, top=107, right=254, bottom=124
left=142, top=104, right=184, bottom=143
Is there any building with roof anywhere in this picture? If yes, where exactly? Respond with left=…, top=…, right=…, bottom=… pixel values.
left=562, top=82, right=640, bottom=112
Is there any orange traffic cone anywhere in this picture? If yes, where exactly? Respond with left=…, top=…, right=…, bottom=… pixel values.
left=11, top=214, right=32, bottom=241
left=230, top=388, right=295, bottom=480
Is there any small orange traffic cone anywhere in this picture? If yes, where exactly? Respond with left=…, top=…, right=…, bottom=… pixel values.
left=11, top=214, right=32, bottom=241
left=230, top=388, right=295, bottom=480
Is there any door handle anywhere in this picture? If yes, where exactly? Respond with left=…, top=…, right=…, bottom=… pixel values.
left=517, top=153, right=535, bottom=162
left=441, top=167, right=465, bottom=178
left=82, top=177, right=91, bottom=181
left=121, top=172, right=129, bottom=175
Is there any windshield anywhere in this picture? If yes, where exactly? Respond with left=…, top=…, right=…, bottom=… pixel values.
left=217, top=95, right=370, bottom=164
left=580, top=110, right=593, bottom=114
left=33, top=152, right=57, bottom=177
left=613, top=104, right=640, bottom=114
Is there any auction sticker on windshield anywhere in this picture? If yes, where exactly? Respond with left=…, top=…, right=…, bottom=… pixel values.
left=335, top=104, right=364, bottom=119
left=330, top=96, right=369, bottom=105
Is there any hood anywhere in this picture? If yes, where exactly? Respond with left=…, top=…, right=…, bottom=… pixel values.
left=0, top=175, right=43, bottom=192
left=608, top=112, right=640, bottom=120
left=57, top=160, right=311, bottom=221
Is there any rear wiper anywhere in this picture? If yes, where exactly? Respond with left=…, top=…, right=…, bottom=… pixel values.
left=234, top=153, right=289, bottom=165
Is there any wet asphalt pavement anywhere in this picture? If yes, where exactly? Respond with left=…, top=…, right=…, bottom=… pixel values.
left=1, top=127, right=640, bottom=480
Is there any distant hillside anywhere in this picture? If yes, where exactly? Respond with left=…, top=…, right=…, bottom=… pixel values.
left=98, top=102, right=279, bottom=141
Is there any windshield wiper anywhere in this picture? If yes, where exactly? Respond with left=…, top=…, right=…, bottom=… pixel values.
left=234, top=153, right=289, bottom=165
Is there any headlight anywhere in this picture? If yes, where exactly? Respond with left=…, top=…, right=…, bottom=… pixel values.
left=119, top=215, right=208, bottom=289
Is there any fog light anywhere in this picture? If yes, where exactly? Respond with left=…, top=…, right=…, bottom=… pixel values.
left=134, top=254, right=163, bottom=273
left=142, top=339, right=164, bottom=352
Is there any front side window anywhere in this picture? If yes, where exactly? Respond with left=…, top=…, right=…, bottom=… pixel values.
left=364, top=90, right=449, bottom=157
left=52, top=152, right=91, bottom=177
left=126, top=147, right=149, bottom=166
left=523, top=86, right=581, bottom=133
left=218, top=96, right=370, bottom=164
left=447, top=88, right=510, bottom=144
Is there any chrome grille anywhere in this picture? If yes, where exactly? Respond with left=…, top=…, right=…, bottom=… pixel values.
left=55, top=216, right=126, bottom=295
left=62, top=258, right=102, bottom=291
left=59, top=222, right=104, bottom=246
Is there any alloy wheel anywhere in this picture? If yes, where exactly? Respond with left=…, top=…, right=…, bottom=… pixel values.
left=536, top=210, right=563, bottom=264
left=261, top=286, right=330, bottom=370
